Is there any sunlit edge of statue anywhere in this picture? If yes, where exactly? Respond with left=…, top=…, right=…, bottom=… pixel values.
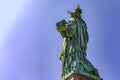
left=56, top=5, right=102, bottom=80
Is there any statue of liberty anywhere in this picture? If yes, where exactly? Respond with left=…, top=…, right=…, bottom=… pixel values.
left=56, top=5, right=102, bottom=80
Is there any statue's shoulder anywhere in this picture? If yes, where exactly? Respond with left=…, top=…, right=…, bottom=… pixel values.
left=82, top=20, right=86, bottom=25
left=67, top=20, right=77, bottom=28
left=80, top=18, right=87, bottom=28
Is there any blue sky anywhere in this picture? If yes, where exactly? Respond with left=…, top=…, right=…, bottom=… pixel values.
left=0, top=0, right=120, bottom=80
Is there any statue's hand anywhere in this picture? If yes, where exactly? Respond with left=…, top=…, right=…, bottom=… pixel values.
left=56, top=26, right=66, bottom=32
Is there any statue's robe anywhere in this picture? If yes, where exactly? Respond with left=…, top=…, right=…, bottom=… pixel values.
left=57, top=17, right=99, bottom=77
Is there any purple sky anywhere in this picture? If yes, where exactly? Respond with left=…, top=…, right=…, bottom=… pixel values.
left=0, top=0, right=120, bottom=80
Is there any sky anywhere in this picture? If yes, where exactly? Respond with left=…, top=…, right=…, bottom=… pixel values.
left=0, top=0, right=120, bottom=80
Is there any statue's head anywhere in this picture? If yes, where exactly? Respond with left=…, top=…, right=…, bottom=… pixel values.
left=67, top=5, right=82, bottom=21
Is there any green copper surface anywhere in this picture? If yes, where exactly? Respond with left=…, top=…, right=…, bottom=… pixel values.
left=56, top=6, right=102, bottom=80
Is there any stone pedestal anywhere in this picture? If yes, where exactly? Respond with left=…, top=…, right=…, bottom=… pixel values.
left=61, top=71, right=102, bottom=80
left=65, top=73, right=96, bottom=80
